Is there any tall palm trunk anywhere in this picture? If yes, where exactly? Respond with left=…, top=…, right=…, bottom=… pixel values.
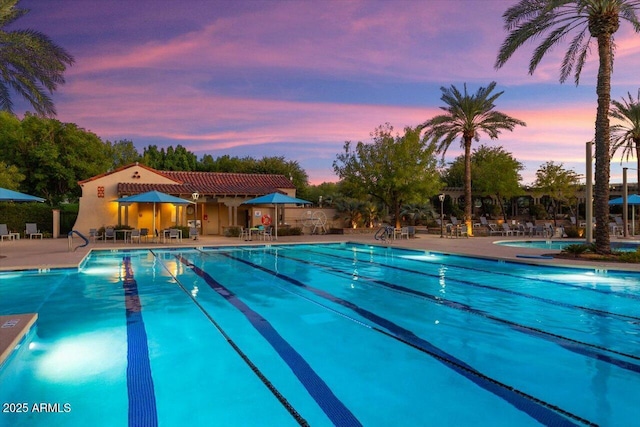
left=593, top=29, right=615, bottom=253
left=463, top=136, right=474, bottom=236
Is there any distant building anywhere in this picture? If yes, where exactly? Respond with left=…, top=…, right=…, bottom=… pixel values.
left=73, top=163, right=296, bottom=235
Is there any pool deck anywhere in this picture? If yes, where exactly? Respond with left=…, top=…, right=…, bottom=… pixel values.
left=1, top=232, right=639, bottom=272
left=0, top=313, right=37, bottom=367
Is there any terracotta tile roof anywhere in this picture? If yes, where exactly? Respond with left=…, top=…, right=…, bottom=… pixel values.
left=118, top=171, right=295, bottom=197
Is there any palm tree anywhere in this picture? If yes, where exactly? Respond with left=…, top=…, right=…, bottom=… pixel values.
left=610, top=89, right=640, bottom=186
left=495, top=0, right=640, bottom=254
left=0, top=0, right=74, bottom=116
left=420, top=82, right=525, bottom=236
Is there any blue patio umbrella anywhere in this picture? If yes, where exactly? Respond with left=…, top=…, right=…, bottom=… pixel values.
left=608, top=194, right=640, bottom=205
left=0, top=187, right=45, bottom=202
left=242, top=192, right=312, bottom=239
left=609, top=194, right=640, bottom=235
left=114, top=190, right=192, bottom=236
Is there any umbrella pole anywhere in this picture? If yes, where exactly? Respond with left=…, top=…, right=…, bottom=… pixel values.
left=153, top=203, right=157, bottom=242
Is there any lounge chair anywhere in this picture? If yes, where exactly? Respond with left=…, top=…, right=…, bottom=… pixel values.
left=25, top=223, right=42, bottom=239
left=487, top=223, right=502, bottom=236
left=0, top=224, right=14, bottom=241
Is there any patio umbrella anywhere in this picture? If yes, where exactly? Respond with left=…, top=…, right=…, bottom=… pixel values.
left=114, top=190, right=192, bottom=237
left=242, top=192, right=311, bottom=239
left=609, top=194, right=640, bottom=235
left=0, top=187, right=45, bottom=202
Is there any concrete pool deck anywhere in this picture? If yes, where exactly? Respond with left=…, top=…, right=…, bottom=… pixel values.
left=1, top=232, right=639, bottom=272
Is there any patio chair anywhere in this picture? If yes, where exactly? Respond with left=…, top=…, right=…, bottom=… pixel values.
left=407, top=226, right=416, bottom=238
left=189, top=227, right=198, bottom=240
left=525, top=222, right=535, bottom=236
left=130, top=229, right=141, bottom=243
left=502, top=222, right=523, bottom=236
left=89, top=228, right=103, bottom=242
left=140, top=228, right=150, bottom=242
left=0, top=224, right=14, bottom=241
left=104, top=227, right=116, bottom=243
left=458, top=224, right=469, bottom=238
left=262, top=226, right=273, bottom=241
left=168, top=228, right=181, bottom=242
left=239, top=226, right=251, bottom=240
left=25, top=223, right=42, bottom=239
left=614, top=217, right=630, bottom=235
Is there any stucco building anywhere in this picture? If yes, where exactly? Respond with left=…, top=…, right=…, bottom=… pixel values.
left=73, top=163, right=297, bottom=235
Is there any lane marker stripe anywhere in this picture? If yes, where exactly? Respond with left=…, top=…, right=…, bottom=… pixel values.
left=122, top=256, right=158, bottom=427
left=176, top=255, right=362, bottom=427
left=223, top=250, right=591, bottom=427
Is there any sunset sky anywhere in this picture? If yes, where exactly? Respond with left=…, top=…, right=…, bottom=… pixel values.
left=16, top=0, right=640, bottom=185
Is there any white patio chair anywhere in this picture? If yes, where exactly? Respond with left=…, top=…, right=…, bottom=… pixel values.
left=25, top=223, right=42, bottom=239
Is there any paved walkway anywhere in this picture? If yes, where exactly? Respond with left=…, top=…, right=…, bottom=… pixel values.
left=1, top=233, right=639, bottom=272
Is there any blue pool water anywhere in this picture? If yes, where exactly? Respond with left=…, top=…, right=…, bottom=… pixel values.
left=1, top=243, right=639, bottom=426
left=495, top=239, right=640, bottom=252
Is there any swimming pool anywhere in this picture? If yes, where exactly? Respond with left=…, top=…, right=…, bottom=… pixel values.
left=1, top=243, right=638, bottom=426
left=495, top=239, right=640, bottom=252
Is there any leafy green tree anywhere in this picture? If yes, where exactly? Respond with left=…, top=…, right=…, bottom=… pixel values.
left=304, top=182, right=341, bottom=208
left=610, top=89, right=640, bottom=186
left=333, top=124, right=441, bottom=228
left=441, top=157, right=465, bottom=188
left=533, top=161, right=581, bottom=226
left=108, top=139, right=141, bottom=168
left=164, top=144, right=197, bottom=171
left=495, top=0, right=640, bottom=253
left=0, top=160, right=23, bottom=189
left=2, top=113, right=110, bottom=202
left=420, top=82, right=525, bottom=235
left=0, top=0, right=74, bottom=116
left=141, top=145, right=165, bottom=169
left=472, top=145, right=524, bottom=220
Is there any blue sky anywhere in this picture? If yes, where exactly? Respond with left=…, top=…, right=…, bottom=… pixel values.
left=16, top=0, right=640, bottom=184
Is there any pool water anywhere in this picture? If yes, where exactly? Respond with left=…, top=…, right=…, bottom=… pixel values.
left=1, top=243, right=639, bottom=426
left=496, top=239, right=640, bottom=252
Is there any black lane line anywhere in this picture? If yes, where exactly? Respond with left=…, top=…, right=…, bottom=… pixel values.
left=303, top=246, right=640, bottom=322
left=149, top=251, right=310, bottom=427
left=273, top=250, right=640, bottom=372
left=122, top=256, right=158, bottom=427
left=176, top=254, right=362, bottom=427
left=340, top=243, right=640, bottom=302
left=222, top=251, right=592, bottom=427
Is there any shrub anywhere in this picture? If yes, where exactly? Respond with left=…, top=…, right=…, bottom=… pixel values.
left=619, top=248, right=640, bottom=263
left=562, top=244, right=591, bottom=257
left=277, top=226, right=302, bottom=236
left=225, top=226, right=241, bottom=237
